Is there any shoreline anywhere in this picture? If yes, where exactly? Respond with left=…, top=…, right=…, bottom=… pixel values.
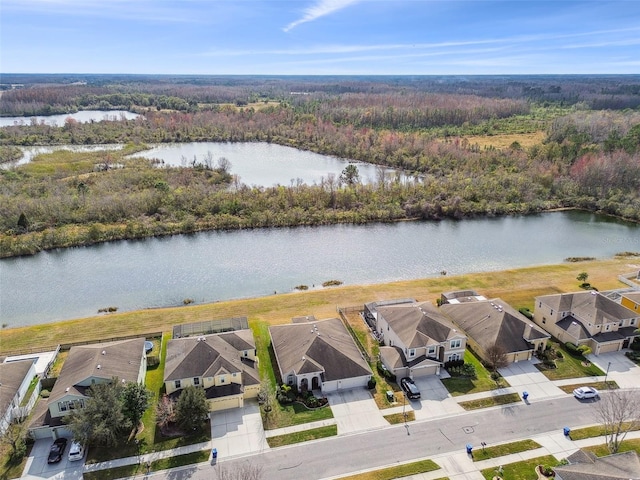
left=1, top=255, right=637, bottom=356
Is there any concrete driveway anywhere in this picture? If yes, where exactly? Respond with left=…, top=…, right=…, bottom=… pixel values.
left=411, top=376, right=464, bottom=420
left=21, top=436, right=84, bottom=480
left=587, top=350, right=640, bottom=389
left=326, top=388, right=388, bottom=434
left=498, top=359, right=565, bottom=401
left=210, top=400, right=269, bottom=459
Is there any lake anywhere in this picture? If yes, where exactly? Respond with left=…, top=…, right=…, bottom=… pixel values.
left=0, top=110, right=140, bottom=128
left=1, top=210, right=638, bottom=328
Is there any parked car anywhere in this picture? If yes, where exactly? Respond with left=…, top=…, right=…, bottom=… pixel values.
left=400, top=377, right=421, bottom=399
left=68, top=440, right=85, bottom=461
left=573, top=386, right=599, bottom=399
left=47, top=438, right=68, bottom=464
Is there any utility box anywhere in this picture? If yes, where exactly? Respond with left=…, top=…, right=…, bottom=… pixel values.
left=386, top=390, right=394, bottom=402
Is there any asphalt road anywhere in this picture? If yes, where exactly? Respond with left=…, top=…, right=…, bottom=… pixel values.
left=151, top=394, right=600, bottom=480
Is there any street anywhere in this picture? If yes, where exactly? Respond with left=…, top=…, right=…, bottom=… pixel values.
left=148, top=393, right=602, bottom=480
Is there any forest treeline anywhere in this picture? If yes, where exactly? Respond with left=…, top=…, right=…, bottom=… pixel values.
left=0, top=76, right=639, bottom=257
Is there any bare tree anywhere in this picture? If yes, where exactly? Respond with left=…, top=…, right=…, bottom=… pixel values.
left=485, top=344, right=508, bottom=372
left=593, top=388, right=640, bottom=454
left=216, top=461, right=263, bottom=480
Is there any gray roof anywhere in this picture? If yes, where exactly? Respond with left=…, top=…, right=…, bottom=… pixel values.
left=49, top=338, right=146, bottom=402
left=379, top=346, right=441, bottom=371
left=623, top=291, right=640, bottom=303
left=164, top=330, right=258, bottom=386
left=377, top=301, right=462, bottom=348
left=554, top=449, right=640, bottom=480
left=537, top=291, right=637, bottom=325
left=0, top=359, right=35, bottom=414
left=440, top=298, right=549, bottom=354
left=269, top=318, right=372, bottom=382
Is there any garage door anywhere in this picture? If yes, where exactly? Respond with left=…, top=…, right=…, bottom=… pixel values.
left=208, top=396, right=241, bottom=412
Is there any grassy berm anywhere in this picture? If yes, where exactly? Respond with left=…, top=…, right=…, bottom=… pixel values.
left=1, top=255, right=637, bottom=354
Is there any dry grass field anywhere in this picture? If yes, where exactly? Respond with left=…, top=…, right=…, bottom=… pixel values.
left=1, top=255, right=637, bottom=355
left=464, top=131, right=546, bottom=150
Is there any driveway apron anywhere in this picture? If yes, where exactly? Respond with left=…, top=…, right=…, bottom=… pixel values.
left=326, top=389, right=388, bottom=434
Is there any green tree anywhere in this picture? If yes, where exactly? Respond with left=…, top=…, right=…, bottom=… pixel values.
left=65, top=380, right=126, bottom=446
left=577, top=272, right=589, bottom=283
left=17, top=212, right=29, bottom=232
left=121, top=382, right=151, bottom=433
left=175, top=386, right=209, bottom=433
left=340, top=164, right=360, bottom=186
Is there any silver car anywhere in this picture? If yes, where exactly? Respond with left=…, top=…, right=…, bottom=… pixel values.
left=68, top=440, right=85, bottom=461
left=573, top=386, right=599, bottom=399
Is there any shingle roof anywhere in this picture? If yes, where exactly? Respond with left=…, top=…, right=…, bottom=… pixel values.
left=554, top=449, right=640, bottom=480
left=0, top=359, right=34, bottom=415
left=622, top=291, right=640, bottom=302
left=49, top=338, right=146, bottom=402
left=164, top=330, right=257, bottom=383
left=269, top=318, right=372, bottom=382
left=440, top=298, right=549, bottom=354
left=537, top=291, right=637, bottom=325
left=377, top=302, right=462, bottom=349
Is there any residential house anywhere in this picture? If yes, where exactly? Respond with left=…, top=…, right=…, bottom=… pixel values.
left=440, top=290, right=487, bottom=305
left=553, top=448, right=640, bottom=480
left=29, top=337, right=147, bottom=439
left=440, top=296, right=550, bottom=364
left=375, top=301, right=467, bottom=378
left=269, top=317, right=372, bottom=393
left=621, top=291, right=640, bottom=315
left=363, top=298, right=415, bottom=329
left=0, top=359, right=37, bottom=435
left=534, top=291, right=639, bottom=354
left=164, top=330, right=260, bottom=412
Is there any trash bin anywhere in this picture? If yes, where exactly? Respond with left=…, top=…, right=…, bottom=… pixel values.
left=386, top=390, right=394, bottom=402
left=466, top=444, right=473, bottom=454
left=522, top=391, right=529, bottom=400
left=211, top=448, right=218, bottom=459
left=563, top=427, right=571, bottom=437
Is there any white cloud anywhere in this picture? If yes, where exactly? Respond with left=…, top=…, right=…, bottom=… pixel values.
left=283, top=0, right=361, bottom=32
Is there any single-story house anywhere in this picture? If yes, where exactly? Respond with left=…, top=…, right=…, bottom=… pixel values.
left=269, top=317, right=373, bottom=393
left=554, top=448, right=640, bottom=480
left=534, top=291, right=639, bottom=354
left=375, top=301, right=467, bottom=378
left=164, top=330, right=260, bottom=412
left=0, top=359, right=37, bottom=435
left=440, top=296, right=550, bottom=364
left=29, top=337, right=147, bottom=439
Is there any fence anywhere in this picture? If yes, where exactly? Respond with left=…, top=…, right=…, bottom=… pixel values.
left=336, top=305, right=372, bottom=364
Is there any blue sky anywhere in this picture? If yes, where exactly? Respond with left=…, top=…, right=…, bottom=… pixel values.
left=1, top=0, right=639, bottom=74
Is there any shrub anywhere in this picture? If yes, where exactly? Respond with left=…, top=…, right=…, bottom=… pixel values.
left=519, top=307, right=533, bottom=320
left=577, top=344, right=592, bottom=355
left=367, top=378, right=377, bottom=390
left=564, top=342, right=582, bottom=357
left=147, top=355, right=160, bottom=367
left=294, top=285, right=308, bottom=291
left=490, top=371, right=501, bottom=381
left=40, top=389, right=50, bottom=398
left=630, top=339, right=640, bottom=351
left=460, top=363, right=477, bottom=379
left=444, top=359, right=464, bottom=369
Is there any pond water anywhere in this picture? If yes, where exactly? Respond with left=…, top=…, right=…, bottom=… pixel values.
left=1, top=210, right=638, bottom=328
left=0, top=110, right=140, bottom=128
left=128, top=142, right=404, bottom=187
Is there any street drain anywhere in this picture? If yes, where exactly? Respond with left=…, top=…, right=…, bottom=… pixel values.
left=463, top=426, right=474, bottom=434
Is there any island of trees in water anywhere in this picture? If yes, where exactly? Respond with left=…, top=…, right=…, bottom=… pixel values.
left=0, top=74, right=639, bottom=257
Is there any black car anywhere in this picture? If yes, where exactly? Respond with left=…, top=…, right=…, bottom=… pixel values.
left=400, top=377, right=421, bottom=399
left=47, top=438, right=68, bottom=464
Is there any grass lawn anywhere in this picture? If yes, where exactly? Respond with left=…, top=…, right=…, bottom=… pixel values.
left=1, top=257, right=632, bottom=356
left=83, top=449, right=210, bottom=480
left=536, top=341, right=605, bottom=380
left=263, top=401, right=334, bottom=430
left=569, top=422, right=640, bottom=441
left=557, top=381, right=618, bottom=394
left=584, top=437, right=640, bottom=457
left=266, top=425, right=337, bottom=447
left=0, top=444, right=32, bottom=480
left=472, top=439, right=541, bottom=462
left=441, top=350, right=508, bottom=396
left=459, top=392, right=521, bottom=411
left=338, top=459, right=440, bottom=480
left=480, top=455, right=559, bottom=480
left=383, top=410, right=416, bottom=424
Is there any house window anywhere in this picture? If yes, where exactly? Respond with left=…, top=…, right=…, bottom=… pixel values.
left=174, top=380, right=181, bottom=389
left=632, top=319, right=636, bottom=325
left=409, top=349, right=415, bottom=357
left=450, top=339, right=461, bottom=349
left=606, top=325, right=610, bottom=331
left=448, top=353, right=460, bottom=362
left=550, top=309, right=554, bottom=316
left=287, top=375, right=294, bottom=385
left=193, top=377, right=200, bottom=386
left=232, top=372, right=237, bottom=377
left=244, top=350, right=248, bottom=357
left=542, top=318, right=546, bottom=324
left=58, top=401, right=68, bottom=412
left=428, top=346, right=436, bottom=355
left=220, top=376, right=225, bottom=384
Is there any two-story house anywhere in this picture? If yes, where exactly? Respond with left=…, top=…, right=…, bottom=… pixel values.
left=164, top=330, right=260, bottom=412
left=29, top=337, right=147, bottom=439
left=441, top=297, right=550, bottom=364
left=376, top=301, right=467, bottom=378
left=534, top=291, right=639, bottom=354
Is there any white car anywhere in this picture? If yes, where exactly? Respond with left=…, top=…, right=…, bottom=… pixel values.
left=573, top=386, right=599, bottom=399
left=68, top=440, right=85, bottom=461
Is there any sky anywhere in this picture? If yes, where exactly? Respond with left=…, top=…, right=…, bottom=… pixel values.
left=1, top=0, right=639, bottom=75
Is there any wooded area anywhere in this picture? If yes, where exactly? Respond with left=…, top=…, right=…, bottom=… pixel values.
left=0, top=75, right=639, bottom=257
